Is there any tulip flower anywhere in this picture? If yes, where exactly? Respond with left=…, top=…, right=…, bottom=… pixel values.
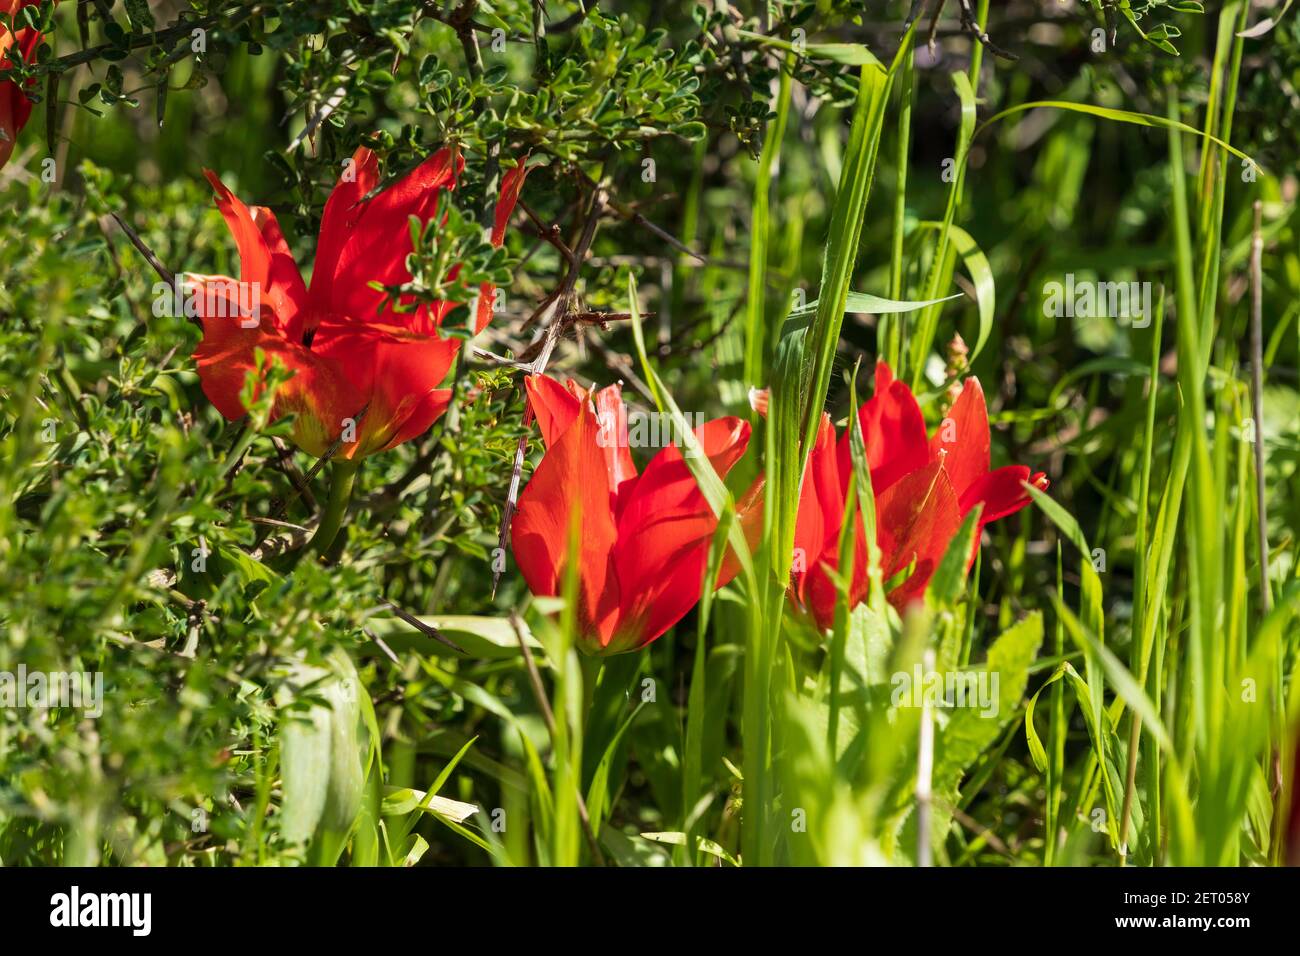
left=511, top=374, right=755, bottom=655
left=192, top=145, right=528, bottom=461
left=0, top=0, right=49, bottom=171
left=791, top=361, right=1047, bottom=629
left=190, top=144, right=527, bottom=554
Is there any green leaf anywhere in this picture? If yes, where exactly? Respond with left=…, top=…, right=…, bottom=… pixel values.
left=381, top=787, right=479, bottom=824
left=364, top=614, right=543, bottom=659
left=639, top=830, right=740, bottom=866
left=912, top=222, right=995, bottom=364
left=978, top=101, right=1260, bottom=171
left=585, top=701, right=646, bottom=834
left=932, top=613, right=1044, bottom=793
left=800, top=61, right=894, bottom=462
left=736, top=30, right=885, bottom=69
left=925, top=506, right=982, bottom=612
left=277, top=650, right=366, bottom=866
left=784, top=289, right=963, bottom=326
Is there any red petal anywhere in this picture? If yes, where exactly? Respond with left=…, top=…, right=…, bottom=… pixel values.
left=308, top=146, right=381, bottom=324
left=876, top=460, right=962, bottom=607
left=491, top=158, right=530, bottom=246
left=473, top=283, right=498, bottom=337
left=474, top=157, right=531, bottom=335
left=792, top=413, right=843, bottom=605
left=0, top=89, right=22, bottom=171
left=512, top=401, right=621, bottom=649
left=203, top=173, right=269, bottom=290
left=525, top=374, right=582, bottom=449
left=201, top=171, right=310, bottom=341
left=607, top=528, right=712, bottom=653
left=191, top=280, right=357, bottom=457
left=0, top=17, right=43, bottom=170
left=960, top=464, right=1040, bottom=528
left=593, top=383, right=638, bottom=505
left=930, top=376, right=990, bottom=501
left=248, top=206, right=309, bottom=341
left=837, top=363, right=928, bottom=496
left=615, top=416, right=750, bottom=530
left=803, top=540, right=863, bottom=632
left=717, top=475, right=765, bottom=588
left=376, top=387, right=453, bottom=453
left=608, top=417, right=750, bottom=650
left=311, top=319, right=461, bottom=458
left=318, top=147, right=464, bottom=328
left=874, top=359, right=895, bottom=391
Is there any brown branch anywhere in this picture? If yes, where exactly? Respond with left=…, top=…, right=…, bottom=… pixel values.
left=955, top=0, right=1018, bottom=61
left=383, top=600, right=465, bottom=655
left=492, top=181, right=609, bottom=597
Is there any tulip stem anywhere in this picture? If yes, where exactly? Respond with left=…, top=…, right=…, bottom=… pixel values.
left=579, top=653, right=602, bottom=734
left=306, top=459, right=360, bottom=558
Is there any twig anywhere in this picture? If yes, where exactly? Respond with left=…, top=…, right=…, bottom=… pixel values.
left=362, top=626, right=402, bottom=666
left=547, top=0, right=592, bottom=35
left=109, top=212, right=177, bottom=289
left=492, top=181, right=609, bottom=596
left=288, top=84, right=348, bottom=152
left=250, top=516, right=310, bottom=532
left=383, top=601, right=465, bottom=655
left=50, top=12, right=222, bottom=71
left=903, top=0, right=931, bottom=32
left=955, top=0, right=1018, bottom=61
left=572, top=168, right=742, bottom=269
left=942, top=799, right=1014, bottom=860
left=512, top=611, right=556, bottom=733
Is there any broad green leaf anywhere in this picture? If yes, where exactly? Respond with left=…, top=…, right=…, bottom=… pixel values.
left=365, top=613, right=543, bottom=659
left=277, top=650, right=366, bottom=866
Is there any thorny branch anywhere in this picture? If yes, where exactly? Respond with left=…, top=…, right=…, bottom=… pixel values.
left=492, top=179, right=609, bottom=596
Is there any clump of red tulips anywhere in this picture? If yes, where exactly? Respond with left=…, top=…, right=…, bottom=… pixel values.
left=506, top=361, right=1045, bottom=654
left=190, top=150, right=1043, bottom=641
left=789, top=361, right=1047, bottom=630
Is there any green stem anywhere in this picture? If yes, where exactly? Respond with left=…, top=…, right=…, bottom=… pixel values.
left=579, top=652, right=602, bottom=737
left=307, top=459, right=360, bottom=557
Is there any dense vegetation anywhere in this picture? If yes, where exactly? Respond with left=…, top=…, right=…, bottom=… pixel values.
left=1, top=0, right=1297, bottom=868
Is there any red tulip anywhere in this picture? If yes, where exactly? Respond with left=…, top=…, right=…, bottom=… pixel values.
left=191, top=145, right=528, bottom=458
left=792, top=361, right=1047, bottom=629
left=0, top=0, right=49, bottom=171
left=511, top=374, right=756, bottom=655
